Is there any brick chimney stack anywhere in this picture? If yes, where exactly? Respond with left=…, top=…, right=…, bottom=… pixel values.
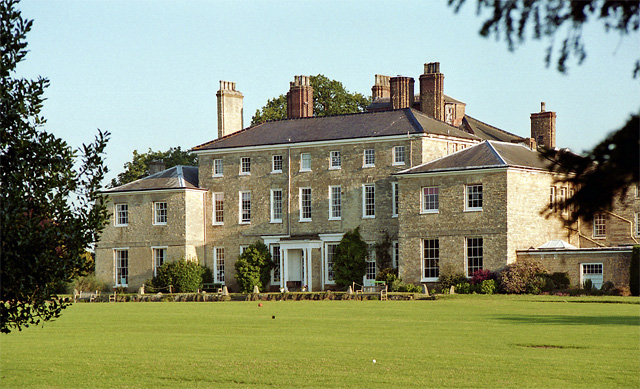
left=287, top=75, right=313, bottom=118
left=217, top=81, right=244, bottom=139
left=390, top=76, right=415, bottom=110
left=371, top=74, right=390, bottom=100
left=419, top=62, right=444, bottom=121
left=530, top=102, right=556, bottom=148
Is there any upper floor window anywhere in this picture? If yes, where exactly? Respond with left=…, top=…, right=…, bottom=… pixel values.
left=393, top=146, right=405, bottom=165
left=300, top=187, right=312, bottom=222
left=213, top=159, right=223, bottom=177
left=593, top=214, right=606, bottom=238
left=115, top=203, right=128, bottom=226
left=329, top=185, right=341, bottom=220
left=271, top=189, right=283, bottom=223
left=240, top=157, right=251, bottom=175
left=636, top=212, right=640, bottom=236
left=213, top=193, right=224, bottom=225
left=154, top=202, right=167, bottom=225
left=363, top=184, right=375, bottom=218
left=465, top=184, right=483, bottom=211
left=549, top=186, right=556, bottom=211
left=392, top=182, right=399, bottom=217
left=240, top=191, right=251, bottom=224
left=272, top=155, right=283, bottom=173
left=422, top=186, right=439, bottom=213
left=363, top=149, right=375, bottom=167
left=330, top=151, right=341, bottom=169
left=300, top=153, right=311, bottom=171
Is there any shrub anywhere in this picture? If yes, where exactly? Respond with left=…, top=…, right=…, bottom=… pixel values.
left=150, top=258, right=208, bottom=293
left=600, top=280, right=615, bottom=293
left=455, top=282, right=472, bottom=294
left=438, top=264, right=468, bottom=291
left=391, top=280, right=422, bottom=293
left=470, top=269, right=497, bottom=285
left=71, top=274, right=109, bottom=293
left=549, top=272, right=571, bottom=289
left=332, top=227, right=368, bottom=288
left=498, top=258, right=548, bottom=294
left=582, top=279, right=593, bottom=292
left=479, top=279, right=497, bottom=294
left=631, top=245, right=639, bottom=296
left=376, top=267, right=399, bottom=287
left=234, top=242, right=273, bottom=293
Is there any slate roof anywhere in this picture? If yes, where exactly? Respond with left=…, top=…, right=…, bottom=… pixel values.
left=397, top=140, right=554, bottom=175
left=365, top=94, right=465, bottom=111
left=192, top=108, right=480, bottom=151
left=103, top=165, right=201, bottom=193
left=461, top=115, right=526, bottom=143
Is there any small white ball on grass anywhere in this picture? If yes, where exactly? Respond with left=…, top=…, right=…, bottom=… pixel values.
left=372, top=359, right=376, bottom=363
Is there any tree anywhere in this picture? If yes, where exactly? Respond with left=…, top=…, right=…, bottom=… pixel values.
left=109, top=146, right=197, bottom=188
left=332, top=227, right=368, bottom=288
left=1, top=0, right=110, bottom=333
left=251, top=74, right=371, bottom=125
left=234, top=242, right=273, bottom=293
left=448, top=0, right=640, bottom=77
left=147, top=258, right=211, bottom=293
left=543, top=113, right=639, bottom=223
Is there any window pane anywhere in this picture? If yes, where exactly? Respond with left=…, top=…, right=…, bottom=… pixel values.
left=154, top=202, right=167, bottom=224
left=394, top=146, right=405, bottom=164
left=301, top=188, right=312, bottom=220
left=366, top=244, right=376, bottom=280
left=330, top=186, right=341, bottom=219
left=272, top=245, right=281, bottom=283
left=241, top=192, right=251, bottom=223
left=467, top=185, right=483, bottom=209
left=467, top=237, right=483, bottom=276
left=272, top=155, right=282, bottom=172
left=214, top=159, right=223, bottom=176
left=422, top=187, right=439, bottom=211
left=326, top=243, right=337, bottom=282
left=215, top=248, right=225, bottom=283
left=423, top=239, right=439, bottom=279
left=364, top=149, right=375, bottom=166
left=213, top=193, right=224, bottom=223
left=330, top=151, right=341, bottom=168
left=272, top=190, right=282, bottom=221
left=301, top=153, right=311, bottom=170
left=364, top=184, right=375, bottom=217
left=115, top=250, right=128, bottom=285
left=241, top=157, right=251, bottom=174
left=116, top=204, right=128, bottom=225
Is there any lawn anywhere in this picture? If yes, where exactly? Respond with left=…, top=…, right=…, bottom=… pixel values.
left=1, top=295, right=639, bottom=388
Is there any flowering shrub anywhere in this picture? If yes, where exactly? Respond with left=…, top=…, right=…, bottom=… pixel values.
left=498, top=258, right=548, bottom=294
left=470, top=269, right=497, bottom=285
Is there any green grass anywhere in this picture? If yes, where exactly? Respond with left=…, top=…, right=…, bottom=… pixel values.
left=1, top=295, right=639, bottom=388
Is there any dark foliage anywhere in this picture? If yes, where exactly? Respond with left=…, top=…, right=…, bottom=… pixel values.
left=109, top=146, right=197, bottom=187
left=147, top=259, right=209, bottom=293
left=332, top=227, right=368, bottom=288
left=498, top=258, right=549, bottom=294
left=631, top=245, right=639, bottom=296
left=1, top=0, right=110, bottom=333
left=234, top=242, right=273, bottom=293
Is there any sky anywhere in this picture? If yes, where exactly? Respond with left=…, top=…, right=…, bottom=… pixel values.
left=16, top=0, right=640, bottom=185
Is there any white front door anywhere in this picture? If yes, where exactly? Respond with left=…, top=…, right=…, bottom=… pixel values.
left=287, top=249, right=303, bottom=282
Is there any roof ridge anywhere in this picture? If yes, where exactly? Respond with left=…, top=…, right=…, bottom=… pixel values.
left=177, top=165, right=185, bottom=187
left=464, top=115, right=525, bottom=140
left=486, top=141, right=507, bottom=165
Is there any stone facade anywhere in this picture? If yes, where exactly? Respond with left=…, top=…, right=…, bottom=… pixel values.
left=95, top=188, right=206, bottom=291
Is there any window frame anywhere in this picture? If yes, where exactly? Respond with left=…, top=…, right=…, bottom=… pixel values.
left=329, top=185, right=342, bottom=220
left=392, top=182, right=399, bottom=218
left=299, top=187, right=312, bottom=222
left=466, top=237, right=483, bottom=277
left=240, top=157, right=251, bottom=175
left=212, top=192, right=224, bottom=225
left=329, top=151, right=341, bottom=170
left=363, top=149, right=375, bottom=168
left=271, top=244, right=281, bottom=285
left=153, top=201, right=167, bottom=225
left=114, top=248, right=129, bottom=287
left=549, top=186, right=556, bottom=212
left=465, top=184, right=483, bottom=212
left=421, top=186, right=439, bottom=214
left=324, top=243, right=338, bottom=284
left=152, top=246, right=167, bottom=277
left=115, top=203, right=128, bottom=226
left=213, top=158, right=223, bottom=177
left=362, top=184, right=375, bottom=218
left=580, top=262, right=603, bottom=289
left=272, top=155, right=283, bottom=174
left=421, top=238, right=440, bottom=282
left=270, top=189, right=283, bottom=223
left=239, top=191, right=251, bottom=224
left=213, top=247, right=225, bottom=284
left=300, top=153, right=311, bottom=172
left=365, top=243, right=377, bottom=281
left=393, top=145, right=406, bottom=166
left=593, top=214, right=606, bottom=238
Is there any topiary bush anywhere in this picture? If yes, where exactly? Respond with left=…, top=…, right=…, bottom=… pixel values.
left=234, top=241, right=273, bottom=293
left=498, top=258, right=549, bottom=294
left=148, top=258, right=208, bottom=293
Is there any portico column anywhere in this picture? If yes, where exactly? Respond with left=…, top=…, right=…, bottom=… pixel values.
left=282, top=249, right=288, bottom=292
left=306, top=247, right=313, bottom=292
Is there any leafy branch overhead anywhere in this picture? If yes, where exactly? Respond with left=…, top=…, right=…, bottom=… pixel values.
left=251, top=75, right=371, bottom=125
left=448, top=0, right=640, bottom=77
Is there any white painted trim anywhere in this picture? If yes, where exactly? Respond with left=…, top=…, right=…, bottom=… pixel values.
left=239, top=191, right=251, bottom=224
left=104, top=187, right=208, bottom=195
left=299, top=187, right=312, bottom=222
left=270, top=188, right=283, bottom=223
left=392, top=182, right=399, bottom=217
left=362, top=183, right=375, bottom=219
left=328, top=185, right=342, bottom=221
left=114, top=203, right=128, bottom=227
left=153, top=201, right=168, bottom=226
left=271, top=155, right=283, bottom=174
left=300, top=152, right=312, bottom=172
left=213, top=246, right=226, bottom=284
left=113, top=248, right=129, bottom=287
left=212, top=192, right=224, bottom=225
left=420, top=186, right=439, bottom=214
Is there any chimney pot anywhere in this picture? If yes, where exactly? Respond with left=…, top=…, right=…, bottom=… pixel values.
left=541, top=102, right=546, bottom=112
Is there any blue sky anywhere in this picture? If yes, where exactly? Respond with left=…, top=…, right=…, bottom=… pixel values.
left=17, top=0, right=640, bottom=185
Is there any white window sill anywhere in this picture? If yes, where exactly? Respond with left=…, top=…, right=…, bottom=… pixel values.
left=212, top=222, right=224, bottom=226
left=464, top=208, right=482, bottom=212
left=213, top=174, right=223, bottom=178
left=420, top=210, right=439, bottom=214
left=270, top=220, right=283, bottom=224
left=239, top=172, right=250, bottom=176
left=153, top=223, right=167, bottom=226
left=328, top=217, right=341, bottom=221
left=299, top=219, right=312, bottom=223
left=115, top=224, right=128, bottom=227
left=299, top=169, right=311, bottom=173
left=362, top=165, right=374, bottom=169
left=421, top=277, right=439, bottom=283
left=592, top=236, right=606, bottom=240
left=362, top=215, right=375, bottom=219
left=271, top=171, right=282, bottom=174
left=392, top=162, right=406, bottom=166
left=392, top=214, right=398, bottom=218
left=329, top=167, right=341, bottom=170
left=239, top=221, right=251, bottom=225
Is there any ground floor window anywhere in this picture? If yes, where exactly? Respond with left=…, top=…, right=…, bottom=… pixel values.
left=152, top=247, right=166, bottom=276
left=271, top=244, right=281, bottom=284
left=366, top=243, right=377, bottom=281
left=392, top=241, right=399, bottom=269
left=466, top=237, right=483, bottom=276
left=325, top=243, right=338, bottom=283
left=214, top=247, right=225, bottom=284
left=422, top=239, right=439, bottom=281
left=581, top=263, right=603, bottom=289
left=115, top=249, right=128, bottom=286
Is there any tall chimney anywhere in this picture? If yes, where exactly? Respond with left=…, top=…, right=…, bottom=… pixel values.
left=148, top=160, right=166, bottom=175
left=217, top=81, right=244, bottom=139
left=419, top=62, right=444, bottom=121
left=389, top=76, right=414, bottom=110
left=287, top=75, right=313, bottom=118
left=371, top=74, right=390, bottom=100
left=530, top=102, right=556, bottom=148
